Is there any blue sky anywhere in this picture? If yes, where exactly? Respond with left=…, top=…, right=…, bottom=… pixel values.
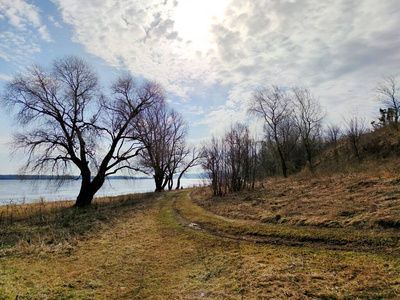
left=1, top=0, right=400, bottom=174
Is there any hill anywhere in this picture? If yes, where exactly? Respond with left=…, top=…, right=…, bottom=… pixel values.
left=191, top=159, right=400, bottom=232
left=315, top=125, right=400, bottom=173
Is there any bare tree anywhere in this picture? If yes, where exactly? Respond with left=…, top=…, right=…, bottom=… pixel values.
left=225, top=123, right=256, bottom=191
left=248, top=85, right=298, bottom=177
left=326, top=124, right=341, bottom=145
left=344, top=113, right=367, bottom=160
left=135, top=101, right=188, bottom=192
left=201, top=124, right=257, bottom=195
left=3, top=56, right=163, bottom=207
left=292, top=86, right=325, bottom=169
left=376, top=75, right=400, bottom=130
left=175, top=146, right=201, bottom=190
left=326, top=123, right=342, bottom=161
left=201, top=137, right=226, bottom=196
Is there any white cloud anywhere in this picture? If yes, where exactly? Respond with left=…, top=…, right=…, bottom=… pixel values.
left=194, top=106, right=248, bottom=135
left=52, top=0, right=222, bottom=96
left=0, top=73, right=12, bottom=81
left=0, top=0, right=41, bottom=30
left=0, top=31, right=41, bottom=63
left=48, top=15, right=62, bottom=28
left=0, top=0, right=53, bottom=68
left=183, top=105, right=205, bottom=116
left=38, top=25, right=53, bottom=42
left=52, top=0, right=400, bottom=133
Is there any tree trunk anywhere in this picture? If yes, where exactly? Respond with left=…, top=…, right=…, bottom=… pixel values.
left=305, top=142, right=313, bottom=170
left=75, top=187, right=97, bottom=207
left=168, top=176, right=173, bottom=190
left=176, top=174, right=183, bottom=189
left=154, top=173, right=164, bottom=192
left=277, top=147, right=288, bottom=178
left=154, top=180, right=163, bottom=192
left=162, top=175, right=169, bottom=191
left=74, top=175, right=105, bottom=207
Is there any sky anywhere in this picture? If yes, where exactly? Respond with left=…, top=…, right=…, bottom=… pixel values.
left=0, top=0, right=399, bottom=174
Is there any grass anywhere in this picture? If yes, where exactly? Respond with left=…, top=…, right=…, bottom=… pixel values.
left=191, top=163, right=400, bottom=231
left=0, top=193, right=154, bottom=253
left=177, top=190, right=400, bottom=254
left=1, top=189, right=400, bottom=298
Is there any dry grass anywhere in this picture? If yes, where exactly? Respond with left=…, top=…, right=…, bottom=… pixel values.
left=0, top=193, right=155, bottom=254
left=1, top=188, right=400, bottom=299
left=192, top=160, right=400, bottom=231
left=178, top=190, right=400, bottom=253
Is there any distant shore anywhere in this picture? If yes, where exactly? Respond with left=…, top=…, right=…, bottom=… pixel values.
left=0, top=175, right=149, bottom=180
left=0, top=174, right=204, bottom=180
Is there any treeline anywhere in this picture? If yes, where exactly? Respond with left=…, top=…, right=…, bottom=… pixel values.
left=202, top=76, right=400, bottom=196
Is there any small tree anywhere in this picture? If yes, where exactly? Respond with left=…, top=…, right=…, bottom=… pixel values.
left=225, top=123, right=256, bottom=191
left=249, top=85, right=298, bottom=177
left=201, top=124, right=257, bottom=195
left=135, top=101, right=188, bottom=192
left=326, top=123, right=342, bottom=161
left=256, top=140, right=278, bottom=179
left=201, top=137, right=226, bottom=196
left=292, top=86, right=325, bottom=170
left=376, top=75, right=400, bottom=130
left=175, top=146, right=201, bottom=190
left=3, top=56, right=164, bottom=207
left=344, top=113, right=367, bottom=160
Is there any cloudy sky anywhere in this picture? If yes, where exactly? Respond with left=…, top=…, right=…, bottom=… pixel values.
left=0, top=0, right=399, bottom=174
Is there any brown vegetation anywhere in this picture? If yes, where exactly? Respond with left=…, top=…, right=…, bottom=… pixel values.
left=1, top=187, right=400, bottom=299
left=192, top=161, right=400, bottom=231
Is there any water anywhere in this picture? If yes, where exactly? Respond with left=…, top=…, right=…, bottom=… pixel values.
left=0, top=178, right=206, bottom=205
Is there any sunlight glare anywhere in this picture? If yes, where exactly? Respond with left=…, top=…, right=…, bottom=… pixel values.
left=173, top=0, right=230, bottom=52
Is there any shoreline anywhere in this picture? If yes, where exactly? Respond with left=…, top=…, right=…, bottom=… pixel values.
left=0, top=178, right=207, bottom=206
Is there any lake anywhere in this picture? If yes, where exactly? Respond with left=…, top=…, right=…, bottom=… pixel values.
left=0, top=178, right=206, bottom=205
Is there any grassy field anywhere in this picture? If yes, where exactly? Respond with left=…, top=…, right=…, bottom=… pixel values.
left=1, top=184, right=400, bottom=299
left=192, top=164, right=400, bottom=231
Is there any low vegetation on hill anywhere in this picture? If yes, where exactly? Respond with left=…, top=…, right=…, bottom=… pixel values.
left=193, top=159, right=400, bottom=231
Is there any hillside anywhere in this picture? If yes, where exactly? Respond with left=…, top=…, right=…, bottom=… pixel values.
left=191, top=163, right=400, bottom=230
left=317, top=126, right=400, bottom=172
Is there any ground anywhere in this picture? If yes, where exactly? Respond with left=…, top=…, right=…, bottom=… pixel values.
left=1, top=186, right=400, bottom=299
